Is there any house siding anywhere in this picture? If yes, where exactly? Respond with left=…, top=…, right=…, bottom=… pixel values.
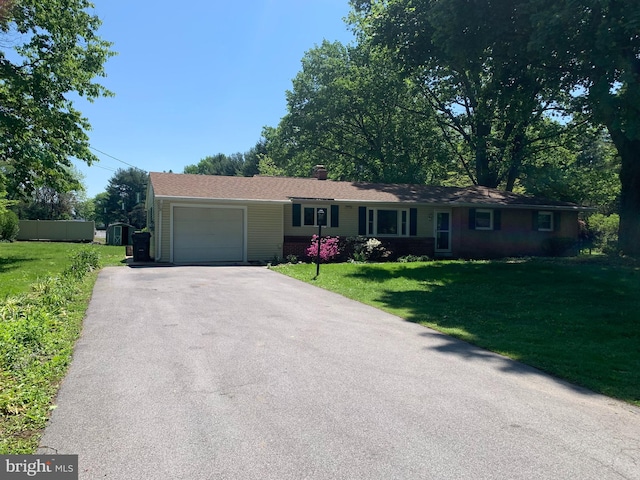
left=284, top=202, right=359, bottom=237
left=247, top=204, right=283, bottom=261
left=151, top=199, right=283, bottom=263
left=285, top=203, right=435, bottom=237
left=159, top=200, right=171, bottom=262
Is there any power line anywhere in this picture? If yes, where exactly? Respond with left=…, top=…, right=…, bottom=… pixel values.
left=90, top=146, right=146, bottom=172
left=91, top=164, right=118, bottom=173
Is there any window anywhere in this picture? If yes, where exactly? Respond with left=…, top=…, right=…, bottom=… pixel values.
left=293, top=204, right=339, bottom=228
left=474, top=209, right=493, bottom=230
left=366, top=208, right=409, bottom=236
left=469, top=208, right=501, bottom=231
left=303, top=206, right=328, bottom=226
left=537, top=211, right=553, bottom=231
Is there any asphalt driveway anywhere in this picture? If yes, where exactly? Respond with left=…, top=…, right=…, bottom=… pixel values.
left=38, top=266, right=640, bottom=479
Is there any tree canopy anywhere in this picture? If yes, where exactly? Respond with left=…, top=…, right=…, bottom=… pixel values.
left=97, top=168, right=148, bottom=229
left=12, top=165, right=86, bottom=220
left=0, top=0, right=114, bottom=198
left=265, top=40, right=450, bottom=184
left=183, top=141, right=264, bottom=177
left=349, top=0, right=574, bottom=190
left=528, top=0, right=640, bottom=254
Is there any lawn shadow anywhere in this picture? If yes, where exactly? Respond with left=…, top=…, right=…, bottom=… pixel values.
left=344, top=259, right=640, bottom=403
left=417, top=329, right=601, bottom=399
left=0, top=256, right=33, bottom=274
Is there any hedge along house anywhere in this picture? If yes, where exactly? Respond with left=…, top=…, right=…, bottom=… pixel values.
left=146, top=169, right=589, bottom=264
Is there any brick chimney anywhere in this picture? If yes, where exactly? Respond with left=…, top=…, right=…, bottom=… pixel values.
left=313, top=164, right=328, bottom=180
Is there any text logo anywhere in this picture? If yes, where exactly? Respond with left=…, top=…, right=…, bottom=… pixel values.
left=1, top=456, right=78, bottom=479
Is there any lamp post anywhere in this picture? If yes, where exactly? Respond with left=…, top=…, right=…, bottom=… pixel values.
left=316, top=209, right=325, bottom=277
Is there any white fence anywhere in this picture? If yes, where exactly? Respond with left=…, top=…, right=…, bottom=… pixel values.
left=17, top=220, right=95, bottom=242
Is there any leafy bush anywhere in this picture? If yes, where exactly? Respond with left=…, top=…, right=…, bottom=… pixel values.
left=342, top=236, right=392, bottom=262
left=65, top=248, right=100, bottom=279
left=267, top=255, right=285, bottom=266
left=285, top=254, right=299, bottom=264
left=306, top=235, right=340, bottom=263
left=363, top=238, right=391, bottom=262
left=586, top=213, right=619, bottom=254
left=0, top=209, right=19, bottom=241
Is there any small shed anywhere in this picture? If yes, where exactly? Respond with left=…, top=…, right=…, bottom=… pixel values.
left=106, top=222, right=135, bottom=246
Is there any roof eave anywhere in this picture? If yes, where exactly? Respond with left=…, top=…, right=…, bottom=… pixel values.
left=152, top=195, right=289, bottom=204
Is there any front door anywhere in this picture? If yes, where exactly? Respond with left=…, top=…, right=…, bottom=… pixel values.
left=435, top=210, right=452, bottom=254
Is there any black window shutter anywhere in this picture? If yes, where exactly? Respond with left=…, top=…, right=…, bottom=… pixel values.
left=494, top=210, right=501, bottom=231
left=410, top=208, right=417, bottom=236
left=292, top=203, right=301, bottom=227
left=331, top=205, right=339, bottom=227
left=468, top=208, right=476, bottom=230
left=532, top=210, right=539, bottom=230
left=554, top=211, right=561, bottom=232
left=358, top=207, right=367, bottom=235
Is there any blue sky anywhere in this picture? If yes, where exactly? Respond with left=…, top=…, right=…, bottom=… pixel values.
left=73, top=1, right=355, bottom=197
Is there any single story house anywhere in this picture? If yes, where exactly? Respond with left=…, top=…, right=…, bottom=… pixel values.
left=146, top=169, right=589, bottom=264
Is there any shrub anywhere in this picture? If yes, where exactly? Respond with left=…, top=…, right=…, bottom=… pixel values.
left=306, top=235, right=341, bottom=263
left=586, top=213, right=619, bottom=254
left=343, top=236, right=392, bottom=262
left=267, top=255, right=285, bottom=266
left=65, top=248, right=100, bottom=279
left=362, top=238, right=392, bottom=262
left=285, top=254, right=299, bottom=264
left=0, top=209, right=19, bottom=241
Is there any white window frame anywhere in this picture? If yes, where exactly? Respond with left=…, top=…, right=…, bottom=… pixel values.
left=475, top=209, right=494, bottom=230
left=366, top=208, right=409, bottom=237
left=302, top=205, right=330, bottom=227
left=537, top=211, right=553, bottom=231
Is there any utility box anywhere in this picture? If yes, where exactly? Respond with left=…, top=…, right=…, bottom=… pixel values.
left=132, top=232, right=151, bottom=262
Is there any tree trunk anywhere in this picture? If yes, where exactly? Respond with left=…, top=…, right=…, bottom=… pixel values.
left=609, top=128, right=640, bottom=256
left=475, top=123, right=500, bottom=188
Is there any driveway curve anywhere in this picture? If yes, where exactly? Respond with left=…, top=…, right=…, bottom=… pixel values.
left=38, top=266, right=640, bottom=479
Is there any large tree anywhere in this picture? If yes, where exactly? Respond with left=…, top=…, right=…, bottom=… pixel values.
left=100, top=168, right=148, bottom=229
left=519, top=127, right=620, bottom=213
left=349, top=0, right=570, bottom=190
left=184, top=153, right=245, bottom=176
left=12, top=164, right=85, bottom=219
left=266, top=40, right=449, bottom=184
left=529, top=0, right=640, bottom=254
left=0, top=0, right=114, bottom=197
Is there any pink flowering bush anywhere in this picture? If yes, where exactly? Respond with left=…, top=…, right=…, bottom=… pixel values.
left=306, top=235, right=340, bottom=263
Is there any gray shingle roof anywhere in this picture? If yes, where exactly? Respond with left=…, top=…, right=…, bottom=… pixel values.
left=148, top=172, right=586, bottom=210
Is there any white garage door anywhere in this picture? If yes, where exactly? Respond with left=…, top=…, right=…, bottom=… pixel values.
left=173, top=206, right=244, bottom=263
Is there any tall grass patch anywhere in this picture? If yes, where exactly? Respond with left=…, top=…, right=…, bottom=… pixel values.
left=0, top=248, right=105, bottom=453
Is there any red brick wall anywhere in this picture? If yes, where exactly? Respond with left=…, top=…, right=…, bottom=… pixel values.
left=454, top=209, right=580, bottom=258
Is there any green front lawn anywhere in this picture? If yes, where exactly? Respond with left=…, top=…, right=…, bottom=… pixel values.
left=0, top=242, right=125, bottom=298
left=273, top=258, right=640, bottom=406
